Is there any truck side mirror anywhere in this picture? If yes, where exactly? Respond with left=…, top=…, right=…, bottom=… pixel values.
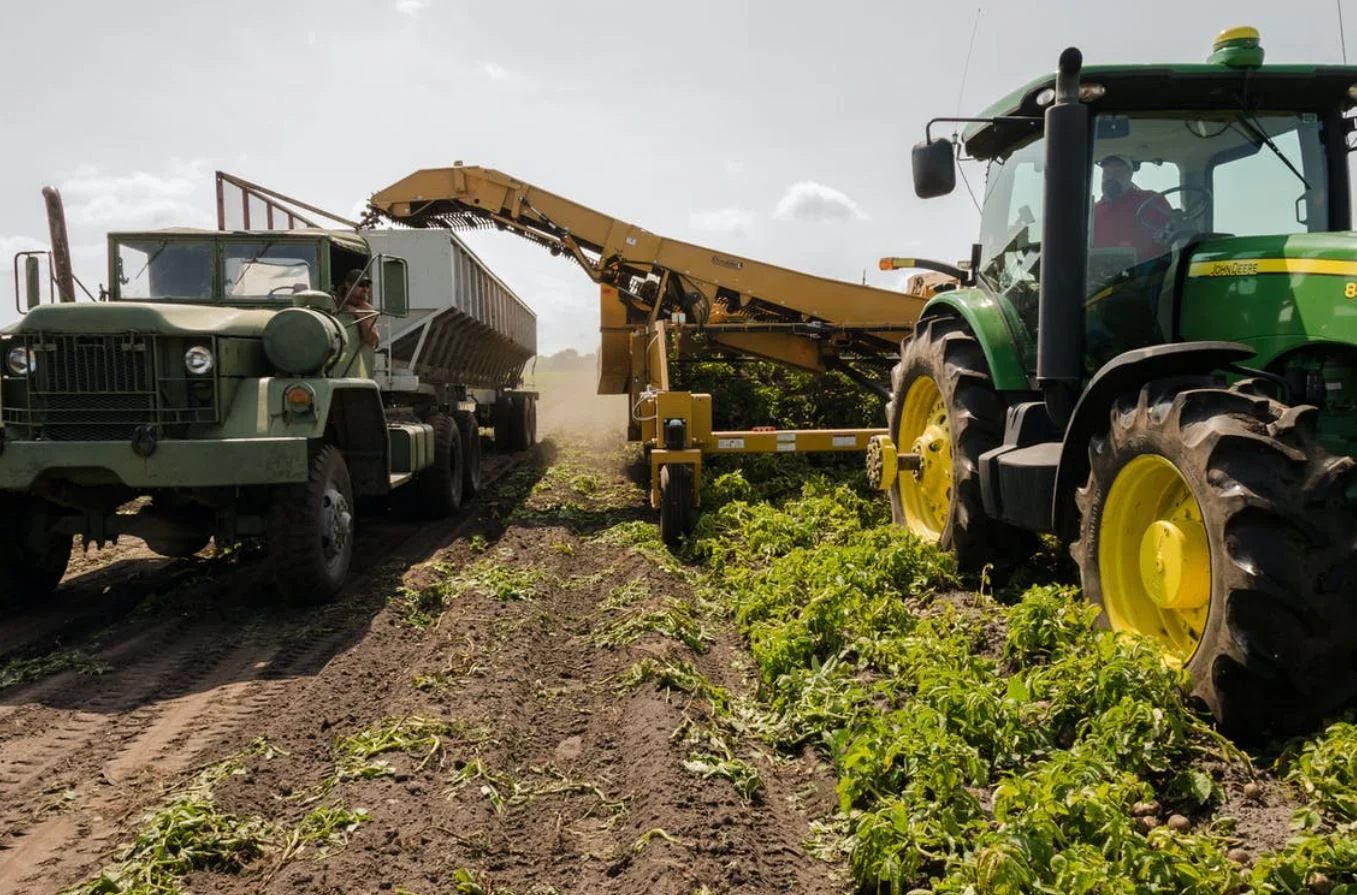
left=912, top=138, right=957, bottom=199
left=379, top=256, right=409, bottom=317
left=23, top=254, right=42, bottom=311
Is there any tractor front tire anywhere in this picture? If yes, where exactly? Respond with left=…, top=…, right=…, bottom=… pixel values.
left=1073, top=378, right=1357, bottom=739
left=659, top=463, right=695, bottom=547
left=887, top=314, right=1036, bottom=575
left=267, top=445, right=355, bottom=606
left=415, top=413, right=465, bottom=518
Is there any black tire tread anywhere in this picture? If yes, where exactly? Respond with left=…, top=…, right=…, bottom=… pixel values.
left=267, top=444, right=354, bottom=606
left=886, top=314, right=1037, bottom=574
left=1073, top=378, right=1357, bottom=738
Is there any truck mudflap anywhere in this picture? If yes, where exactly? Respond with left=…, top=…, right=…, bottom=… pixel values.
left=0, top=435, right=310, bottom=489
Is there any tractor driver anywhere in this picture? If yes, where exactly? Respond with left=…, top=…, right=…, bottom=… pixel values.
left=1091, top=154, right=1174, bottom=263
left=334, top=268, right=380, bottom=350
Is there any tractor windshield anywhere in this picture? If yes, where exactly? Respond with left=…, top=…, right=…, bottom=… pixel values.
left=1084, top=110, right=1329, bottom=366
left=977, top=109, right=1332, bottom=374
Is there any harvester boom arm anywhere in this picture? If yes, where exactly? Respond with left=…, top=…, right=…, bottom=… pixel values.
left=366, top=165, right=928, bottom=330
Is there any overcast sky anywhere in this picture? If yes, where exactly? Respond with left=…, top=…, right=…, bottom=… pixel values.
left=1, top=1, right=1352, bottom=355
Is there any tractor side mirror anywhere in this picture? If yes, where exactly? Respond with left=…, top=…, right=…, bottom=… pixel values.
left=912, top=138, right=957, bottom=199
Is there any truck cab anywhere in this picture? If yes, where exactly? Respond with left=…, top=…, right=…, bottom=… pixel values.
left=0, top=220, right=503, bottom=605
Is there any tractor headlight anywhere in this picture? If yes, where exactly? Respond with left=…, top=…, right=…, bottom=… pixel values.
left=5, top=346, right=35, bottom=376
left=184, top=345, right=214, bottom=375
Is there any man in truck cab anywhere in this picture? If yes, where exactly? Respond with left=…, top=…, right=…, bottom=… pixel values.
left=335, top=268, right=380, bottom=349
left=1091, top=154, right=1174, bottom=263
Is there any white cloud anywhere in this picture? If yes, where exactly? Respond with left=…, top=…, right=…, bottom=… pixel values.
left=689, top=206, right=756, bottom=236
left=773, top=180, right=868, bottom=223
left=0, top=235, right=45, bottom=258
left=395, top=0, right=429, bottom=16
left=482, top=62, right=509, bottom=81
left=59, top=159, right=212, bottom=228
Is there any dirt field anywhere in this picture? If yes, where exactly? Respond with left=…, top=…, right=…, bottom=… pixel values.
left=0, top=390, right=848, bottom=894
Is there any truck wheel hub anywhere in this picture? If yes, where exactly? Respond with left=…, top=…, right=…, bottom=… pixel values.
left=321, top=487, right=353, bottom=560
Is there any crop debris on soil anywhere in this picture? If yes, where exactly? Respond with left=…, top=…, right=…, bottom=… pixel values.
left=12, top=371, right=1357, bottom=894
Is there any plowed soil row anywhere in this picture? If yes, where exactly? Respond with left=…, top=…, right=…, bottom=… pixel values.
left=0, top=432, right=847, bottom=894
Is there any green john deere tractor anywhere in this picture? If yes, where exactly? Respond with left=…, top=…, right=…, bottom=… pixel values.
left=868, top=26, right=1357, bottom=738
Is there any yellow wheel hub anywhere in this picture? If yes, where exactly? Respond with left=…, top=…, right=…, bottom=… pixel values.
left=1099, top=454, right=1212, bottom=664
left=896, top=376, right=951, bottom=540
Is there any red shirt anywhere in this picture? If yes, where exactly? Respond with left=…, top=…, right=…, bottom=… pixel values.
left=1093, top=186, right=1173, bottom=263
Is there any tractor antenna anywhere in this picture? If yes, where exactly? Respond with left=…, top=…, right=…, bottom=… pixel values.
left=1340, top=0, right=1349, bottom=63
left=954, top=7, right=983, bottom=123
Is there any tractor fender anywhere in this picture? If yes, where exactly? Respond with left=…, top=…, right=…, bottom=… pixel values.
left=921, top=291, right=1031, bottom=392
left=1050, top=340, right=1256, bottom=539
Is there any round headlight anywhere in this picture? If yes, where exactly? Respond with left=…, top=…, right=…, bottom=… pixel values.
left=184, top=345, right=214, bottom=375
left=5, top=346, right=35, bottom=376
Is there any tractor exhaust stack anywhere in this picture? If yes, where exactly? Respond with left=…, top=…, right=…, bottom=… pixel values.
left=1036, top=47, right=1090, bottom=429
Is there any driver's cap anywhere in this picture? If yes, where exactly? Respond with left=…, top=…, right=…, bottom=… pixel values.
left=1097, top=153, right=1134, bottom=171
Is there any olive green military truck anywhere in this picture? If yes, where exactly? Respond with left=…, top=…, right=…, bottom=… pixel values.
left=1, top=185, right=538, bottom=605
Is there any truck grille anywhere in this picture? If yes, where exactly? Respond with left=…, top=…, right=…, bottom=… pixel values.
left=1, top=332, right=219, bottom=441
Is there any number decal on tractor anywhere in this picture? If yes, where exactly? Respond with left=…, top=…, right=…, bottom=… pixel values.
left=1345, top=282, right=1357, bottom=299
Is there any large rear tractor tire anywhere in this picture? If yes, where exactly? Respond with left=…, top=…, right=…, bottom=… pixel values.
left=1073, top=378, right=1357, bottom=739
left=457, top=411, right=483, bottom=499
left=887, top=315, right=1037, bottom=575
left=659, top=463, right=695, bottom=547
left=415, top=413, right=465, bottom=518
left=267, top=444, right=355, bottom=606
left=0, top=494, right=72, bottom=601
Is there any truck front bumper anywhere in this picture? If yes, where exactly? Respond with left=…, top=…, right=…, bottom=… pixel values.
left=0, top=434, right=310, bottom=490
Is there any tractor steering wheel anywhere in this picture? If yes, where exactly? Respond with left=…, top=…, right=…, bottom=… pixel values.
left=1135, top=185, right=1213, bottom=246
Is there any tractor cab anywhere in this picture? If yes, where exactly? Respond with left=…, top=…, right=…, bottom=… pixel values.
left=918, top=26, right=1357, bottom=380
left=890, top=27, right=1357, bottom=740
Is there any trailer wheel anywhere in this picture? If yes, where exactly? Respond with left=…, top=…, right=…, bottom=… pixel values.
left=494, top=395, right=516, bottom=452
left=506, top=394, right=534, bottom=452
left=267, top=444, right=355, bottom=606
left=416, top=413, right=465, bottom=517
left=457, top=411, right=482, bottom=498
left=887, top=314, right=1036, bottom=574
left=1073, top=378, right=1357, bottom=739
left=0, top=495, right=72, bottom=601
left=659, top=463, right=695, bottom=547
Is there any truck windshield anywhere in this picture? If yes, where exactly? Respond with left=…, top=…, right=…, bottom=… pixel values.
left=117, top=239, right=213, bottom=300
left=114, top=239, right=321, bottom=301
left=224, top=242, right=319, bottom=298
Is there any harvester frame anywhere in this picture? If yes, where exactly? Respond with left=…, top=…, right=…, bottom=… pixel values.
left=364, top=165, right=940, bottom=540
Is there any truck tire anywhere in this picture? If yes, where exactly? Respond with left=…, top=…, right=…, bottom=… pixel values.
left=0, top=495, right=72, bottom=601
left=1073, top=378, right=1357, bottom=739
left=887, top=314, right=1036, bottom=574
left=505, top=394, right=534, bottom=452
left=493, top=395, right=514, bottom=452
left=523, top=395, right=537, bottom=447
left=267, top=445, right=355, bottom=606
left=415, top=413, right=464, bottom=518
left=659, top=463, right=695, bottom=547
left=457, top=411, right=482, bottom=498
left=145, top=533, right=211, bottom=559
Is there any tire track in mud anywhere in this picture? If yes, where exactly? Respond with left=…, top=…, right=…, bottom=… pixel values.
left=0, top=449, right=533, bottom=892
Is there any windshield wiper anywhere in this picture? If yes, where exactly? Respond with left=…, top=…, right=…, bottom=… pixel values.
left=229, top=240, right=277, bottom=293
left=1233, top=112, right=1311, bottom=191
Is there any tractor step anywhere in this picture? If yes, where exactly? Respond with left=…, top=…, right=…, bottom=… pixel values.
left=979, top=441, right=1060, bottom=533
